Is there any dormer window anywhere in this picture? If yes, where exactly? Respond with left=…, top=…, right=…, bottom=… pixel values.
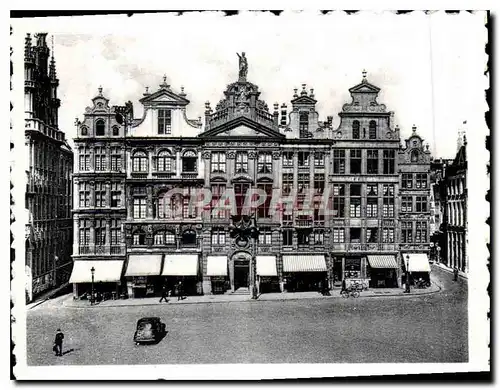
left=369, top=120, right=377, bottom=139
left=352, top=120, right=360, bottom=139
left=158, top=109, right=172, bottom=135
left=299, top=113, right=309, bottom=138
left=95, top=119, right=105, bottom=136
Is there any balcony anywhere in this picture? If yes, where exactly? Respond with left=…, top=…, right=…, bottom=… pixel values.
left=181, top=172, right=198, bottom=179
left=78, top=246, right=93, bottom=255
left=296, top=219, right=313, bottom=228
left=78, top=245, right=126, bottom=256
left=110, top=245, right=126, bottom=255
left=130, top=172, right=148, bottom=179
left=152, top=171, right=175, bottom=179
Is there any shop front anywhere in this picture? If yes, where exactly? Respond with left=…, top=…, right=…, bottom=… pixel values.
left=206, top=255, right=229, bottom=294
left=282, top=255, right=328, bottom=292
left=69, top=259, right=124, bottom=299
left=406, top=253, right=431, bottom=285
left=256, top=255, right=279, bottom=293
left=366, top=255, right=399, bottom=288
left=124, top=254, right=163, bottom=298
left=342, top=256, right=370, bottom=290
left=161, top=253, right=200, bottom=296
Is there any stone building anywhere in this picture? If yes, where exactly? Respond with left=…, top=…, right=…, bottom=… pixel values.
left=24, top=33, right=73, bottom=301
left=69, top=58, right=433, bottom=298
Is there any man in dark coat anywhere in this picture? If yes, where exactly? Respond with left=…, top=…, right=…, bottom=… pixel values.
left=54, top=328, right=64, bottom=356
left=177, top=281, right=183, bottom=301
left=159, top=285, right=169, bottom=303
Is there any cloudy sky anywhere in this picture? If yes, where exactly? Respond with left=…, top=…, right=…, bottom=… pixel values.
left=14, top=11, right=487, bottom=158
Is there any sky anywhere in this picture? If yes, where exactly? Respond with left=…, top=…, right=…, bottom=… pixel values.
left=14, top=11, right=488, bottom=159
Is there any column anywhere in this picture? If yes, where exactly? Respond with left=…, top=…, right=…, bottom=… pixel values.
left=105, top=218, right=111, bottom=253
left=248, top=151, right=256, bottom=180
left=73, top=217, right=79, bottom=256
left=229, top=257, right=235, bottom=292
left=146, top=185, right=153, bottom=219
left=202, top=151, right=211, bottom=187
left=197, top=150, right=203, bottom=179
left=176, top=148, right=181, bottom=177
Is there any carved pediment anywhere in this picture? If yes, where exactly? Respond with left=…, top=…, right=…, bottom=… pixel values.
left=349, top=81, right=381, bottom=94
left=139, top=89, right=190, bottom=106
left=200, top=116, right=285, bottom=139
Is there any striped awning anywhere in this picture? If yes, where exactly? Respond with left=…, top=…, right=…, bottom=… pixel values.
left=69, top=260, right=124, bottom=283
left=407, top=253, right=431, bottom=273
left=206, top=256, right=228, bottom=276
left=282, top=255, right=327, bottom=273
left=161, top=254, right=199, bottom=276
left=256, top=256, right=277, bottom=276
left=367, top=255, right=398, bottom=269
left=125, top=254, right=163, bottom=277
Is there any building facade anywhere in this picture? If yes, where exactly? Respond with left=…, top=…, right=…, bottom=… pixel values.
left=24, top=33, right=73, bottom=301
left=70, top=60, right=433, bottom=298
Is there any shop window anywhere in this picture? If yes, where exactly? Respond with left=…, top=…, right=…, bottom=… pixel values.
left=165, top=231, right=176, bottom=245
left=154, top=232, right=164, bottom=245
left=350, top=149, right=362, bottom=174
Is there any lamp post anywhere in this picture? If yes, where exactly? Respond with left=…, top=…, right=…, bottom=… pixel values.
left=90, top=266, right=95, bottom=305
left=405, top=255, right=411, bottom=293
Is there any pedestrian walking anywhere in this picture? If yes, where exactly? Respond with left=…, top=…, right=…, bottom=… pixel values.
left=177, top=281, right=183, bottom=301
left=53, top=328, right=64, bottom=357
left=159, top=285, right=169, bottom=303
left=453, top=267, right=459, bottom=282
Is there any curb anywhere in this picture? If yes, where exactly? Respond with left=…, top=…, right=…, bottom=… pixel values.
left=432, top=263, right=468, bottom=280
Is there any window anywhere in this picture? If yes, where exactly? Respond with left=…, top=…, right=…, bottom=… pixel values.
left=402, top=196, right=413, bottom=213
left=211, top=228, right=226, bottom=245
left=133, top=230, right=146, bottom=246
left=297, top=230, right=310, bottom=246
left=415, top=221, right=427, bottom=243
left=181, top=230, right=197, bottom=246
left=79, top=182, right=90, bottom=208
left=258, top=228, right=272, bottom=245
left=416, top=196, right=428, bottom=213
left=257, top=183, right=273, bottom=218
left=132, top=151, right=148, bottom=172
left=258, top=153, right=272, bottom=174
left=366, top=150, right=378, bottom=174
left=333, top=150, right=345, bottom=174
left=313, top=200, right=324, bottom=222
left=416, top=173, right=428, bottom=189
left=182, top=150, right=197, bottom=172
left=133, top=198, right=147, bottom=219
left=402, top=173, right=413, bottom=189
left=352, top=120, right=360, bottom=139
left=299, top=113, right=309, bottom=138
left=369, top=120, right=377, bottom=139
left=165, top=231, right=175, bottom=245
left=314, top=152, right=325, bottom=167
left=280, top=108, right=287, bottom=126
left=81, top=126, right=88, bottom=136
left=298, top=151, right=310, bottom=167
left=94, top=147, right=107, bottom=171
left=350, top=149, right=362, bottom=174
left=235, top=152, right=248, bottom=174
left=333, top=228, right=345, bottom=243
left=314, top=174, right=325, bottom=194
left=95, top=182, right=106, bottom=208
left=95, top=219, right=106, bottom=246
left=313, top=231, right=324, bottom=245
left=95, top=119, right=105, bottom=136
left=367, top=227, right=378, bottom=243
left=331, top=184, right=345, bottom=218
left=110, top=219, right=121, bottom=246
left=282, top=173, right=293, bottom=196
left=211, top=152, right=226, bottom=173
left=366, top=184, right=378, bottom=218
left=410, top=150, right=419, bottom=162
left=401, top=221, right=412, bottom=243
left=297, top=174, right=309, bottom=194
left=382, top=228, right=394, bottom=243
left=111, top=183, right=121, bottom=208
left=211, top=184, right=228, bottom=219
left=112, top=126, right=119, bottom=136
left=234, top=183, right=250, bottom=216
left=158, top=109, right=172, bottom=135
left=382, top=184, right=394, bottom=217
left=183, top=188, right=198, bottom=218
left=154, top=231, right=164, bottom=245
left=350, top=228, right=361, bottom=243
left=158, top=193, right=180, bottom=219
left=110, top=147, right=122, bottom=171
left=78, top=147, right=90, bottom=171
left=157, top=150, right=174, bottom=172
left=383, top=150, right=395, bottom=174
left=282, top=230, right=293, bottom=246
left=283, top=151, right=294, bottom=167
left=350, top=184, right=361, bottom=217
left=79, top=219, right=90, bottom=246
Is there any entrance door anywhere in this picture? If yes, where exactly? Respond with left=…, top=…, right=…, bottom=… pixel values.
left=234, top=263, right=249, bottom=289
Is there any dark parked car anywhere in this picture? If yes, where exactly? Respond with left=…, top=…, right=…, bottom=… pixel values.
left=133, top=317, right=166, bottom=345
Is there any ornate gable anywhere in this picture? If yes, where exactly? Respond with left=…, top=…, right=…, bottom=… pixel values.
left=199, top=116, right=284, bottom=139
left=139, top=76, right=190, bottom=106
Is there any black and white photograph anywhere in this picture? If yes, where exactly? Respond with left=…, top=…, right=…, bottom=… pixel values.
left=10, top=9, right=490, bottom=380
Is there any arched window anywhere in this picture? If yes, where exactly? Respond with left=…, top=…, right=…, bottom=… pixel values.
left=181, top=229, right=197, bottom=246
left=369, top=120, right=377, bottom=139
left=132, top=151, right=148, bottom=172
left=182, top=150, right=197, bottom=173
left=299, top=113, right=309, bottom=138
left=410, top=150, right=419, bottom=163
left=352, top=120, right=360, bottom=139
left=95, top=119, right=105, bottom=136
left=157, top=150, right=174, bottom=172
left=132, top=229, right=146, bottom=245
left=112, top=126, right=119, bottom=136
left=81, top=126, right=88, bottom=136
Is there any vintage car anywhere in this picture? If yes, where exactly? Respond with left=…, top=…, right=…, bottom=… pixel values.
left=133, top=317, right=166, bottom=345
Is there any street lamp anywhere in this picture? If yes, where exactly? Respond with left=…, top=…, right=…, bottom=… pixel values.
left=90, top=266, right=95, bottom=305
left=405, top=255, right=411, bottom=293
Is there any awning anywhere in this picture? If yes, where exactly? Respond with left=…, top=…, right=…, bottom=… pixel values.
left=367, top=255, right=398, bottom=269
left=125, top=254, right=163, bottom=277
left=69, top=260, right=124, bottom=283
left=256, top=256, right=277, bottom=276
left=206, top=256, right=228, bottom=276
left=282, top=255, right=327, bottom=272
left=161, top=254, right=199, bottom=276
left=407, top=253, right=431, bottom=273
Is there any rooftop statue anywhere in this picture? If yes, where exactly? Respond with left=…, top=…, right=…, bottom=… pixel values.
left=237, top=52, right=248, bottom=81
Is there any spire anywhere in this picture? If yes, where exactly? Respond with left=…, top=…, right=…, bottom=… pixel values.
left=49, top=35, right=57, bottom=80
left=25, top=33, right=32, bottom=59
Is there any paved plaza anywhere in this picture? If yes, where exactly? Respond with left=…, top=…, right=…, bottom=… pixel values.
left=26, top=265, right=467, bottom=365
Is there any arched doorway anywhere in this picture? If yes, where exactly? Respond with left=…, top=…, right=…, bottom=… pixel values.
left=231, top=251, right=251, bottom=291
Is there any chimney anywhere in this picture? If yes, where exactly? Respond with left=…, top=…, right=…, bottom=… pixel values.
left=280, top=103, right=287, bottom=126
